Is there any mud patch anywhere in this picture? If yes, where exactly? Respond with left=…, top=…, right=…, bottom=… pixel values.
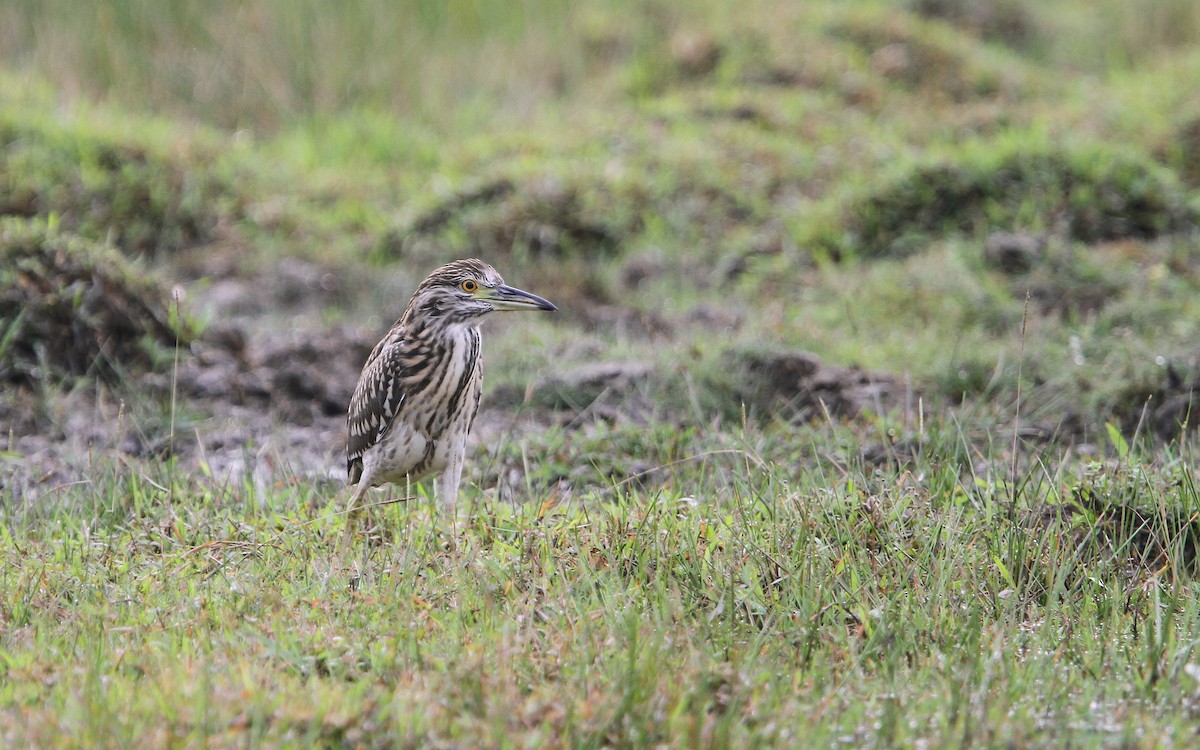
left=2, top=320, right=375, bottom=504
left=164, top=324, right=374, bottom=428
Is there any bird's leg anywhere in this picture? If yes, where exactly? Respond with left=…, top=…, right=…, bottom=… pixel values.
left=342, top=481, right=370, bottom=550
left=438, top=450, right=465, bottom=518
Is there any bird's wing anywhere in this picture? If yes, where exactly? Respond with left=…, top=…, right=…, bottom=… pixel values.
left=347, top=337, right=412, bottom=483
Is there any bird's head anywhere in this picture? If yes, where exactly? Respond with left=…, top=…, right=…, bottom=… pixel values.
left=406, top=258, right=557, bottom=325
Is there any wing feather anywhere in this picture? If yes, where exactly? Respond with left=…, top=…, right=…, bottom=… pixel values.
left=347, top=336, right=412, bottom=483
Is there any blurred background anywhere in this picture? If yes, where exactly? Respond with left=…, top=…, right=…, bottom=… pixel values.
left=2, top=0, right=1199, bottom=130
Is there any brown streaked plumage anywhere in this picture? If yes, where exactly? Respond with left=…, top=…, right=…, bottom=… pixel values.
left=346, top=259, right=555, bottom=519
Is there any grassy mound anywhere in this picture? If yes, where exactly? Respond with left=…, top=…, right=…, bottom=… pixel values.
left=1170, top=115, right=1200, bottom=187
left=907, top=0, right=1035, bottom=48
left=0, top=115, right=233, bottom=257
left=0, top=218, right=191, bottom=385
left=384, top=175, right=622, bottom=262
left=819, top=138, right=1197, bottom=259
left=827, top=8, right=1033, bottom=102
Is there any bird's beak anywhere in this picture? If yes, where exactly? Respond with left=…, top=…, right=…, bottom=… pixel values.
left=485, top=284, right=557, bottom=312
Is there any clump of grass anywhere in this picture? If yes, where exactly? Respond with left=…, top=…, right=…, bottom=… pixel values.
left=815, top=135, right=1196, bottom=259
left=384, top=174, right=621, bottom=264
left=1065, top=459, right=1200, bottom=576
left=0, top=216, right=192, bottom=385
left=1168, top=115, right=1200, bottom=188
left=827, top=7, right=1034, bottom=102
left=908, top=0, right=1035, bottom=48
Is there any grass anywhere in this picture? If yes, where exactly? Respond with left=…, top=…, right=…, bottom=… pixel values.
left=5, top=425, right=1200, bottom=748
left=3, top=0, right=1200, bottom=746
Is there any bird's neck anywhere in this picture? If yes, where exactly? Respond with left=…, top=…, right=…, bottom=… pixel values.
left=418, top=313, right=479, bottom=335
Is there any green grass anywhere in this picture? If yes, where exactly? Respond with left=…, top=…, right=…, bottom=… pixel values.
left=5, top=426, right=1200, bottom=748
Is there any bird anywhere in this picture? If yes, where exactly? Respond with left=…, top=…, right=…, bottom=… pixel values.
left=345, top=258, right=556, bottom=523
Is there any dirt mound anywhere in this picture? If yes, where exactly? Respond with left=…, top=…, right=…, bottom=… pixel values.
left=491, top=361, right=655, bottom=424
left=724, top=348, right=914, bottom=422
left=493, top=350, right=916, bottom=427
left=0, top=218, right=191, bottom=385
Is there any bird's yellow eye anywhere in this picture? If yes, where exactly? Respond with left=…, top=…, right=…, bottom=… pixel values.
left=461, top=279, right=478, bottom=293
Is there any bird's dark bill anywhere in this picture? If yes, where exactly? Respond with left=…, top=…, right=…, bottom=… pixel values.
left=489, top=284, right=557, bottom=312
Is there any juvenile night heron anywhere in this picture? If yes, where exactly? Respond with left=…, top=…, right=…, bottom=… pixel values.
left=345, top=259, right=556, bottom=520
